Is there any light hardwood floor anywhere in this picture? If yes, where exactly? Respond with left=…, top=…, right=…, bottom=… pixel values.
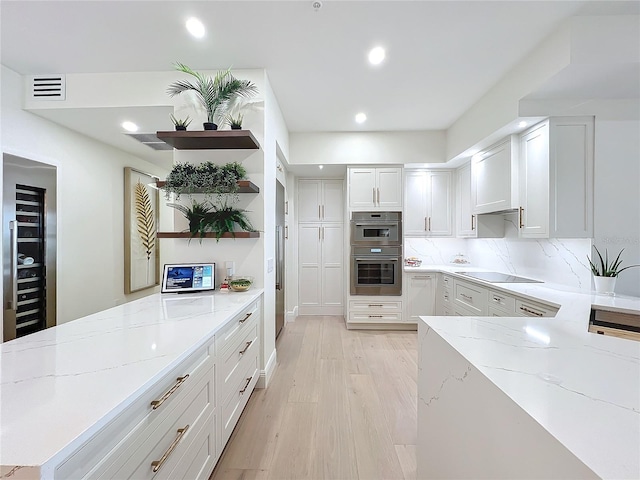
left=210, top=316, right=418, bottom=480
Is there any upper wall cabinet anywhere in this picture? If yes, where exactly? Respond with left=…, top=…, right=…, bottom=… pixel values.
left=348, top=167, right=402, bottom=211
left=518, top=117, right=594, bottom=238
left=471, top=136, right=519, bottom=214
left=297, top=179, right=344, bottom=223
left=405, top=170, right=453, bottom=237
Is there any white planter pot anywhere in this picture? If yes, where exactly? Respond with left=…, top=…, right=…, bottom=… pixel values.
left=593, top=276, right=616, bottom=295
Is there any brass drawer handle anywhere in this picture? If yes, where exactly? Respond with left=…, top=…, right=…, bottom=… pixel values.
left=460, top=293, right=472, bottom=301
left=240, top=376, right=252, bottom=394
left=239, top=340, right=253, bottom=355
left=368, top=304, right=384, bottom=307
left=151, top=425, right=189, bottom=472
left=519, top=207, right=524, bottom=228
left=151, top=374, right=189, bottom=410
left=368, top=315, right=383, bottom=318
left=520, top=306, right=543, bottom=317
left=239, top=312, right=252, bottom=324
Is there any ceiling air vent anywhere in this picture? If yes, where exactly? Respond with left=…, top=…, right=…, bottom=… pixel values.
left=126, top=133, right=173, bottom=151
left=29, top=75, right=66, bottom=101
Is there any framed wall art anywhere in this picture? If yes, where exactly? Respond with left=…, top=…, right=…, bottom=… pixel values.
left=124, top=167, right=160, bottom=293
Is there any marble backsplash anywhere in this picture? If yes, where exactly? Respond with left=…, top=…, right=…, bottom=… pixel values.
left=405, top=236, right=593, bottom=291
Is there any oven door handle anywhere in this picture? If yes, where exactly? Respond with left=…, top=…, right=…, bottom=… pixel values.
left=354, top=257, right=399, bottom=262
left=353, top=223, right=398, bottom=227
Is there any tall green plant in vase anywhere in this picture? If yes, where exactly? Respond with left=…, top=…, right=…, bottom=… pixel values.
left=167, top=63, right=258, bottom=130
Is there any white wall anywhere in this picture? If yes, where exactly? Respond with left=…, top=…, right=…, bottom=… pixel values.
left=593, top=120, right=640, bottom=297
left=1, top=65, right=168, bottom=325
left=290, top=130, right=445, bottom=165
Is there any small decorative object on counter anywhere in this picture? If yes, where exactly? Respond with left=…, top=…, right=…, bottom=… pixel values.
left=450, top=253, right=470, bottom=265
left=405, top=257, right=422, bottom=267
left=229, top=275, right=253, bottom=292
left=588, top=246, right=640, bottom=295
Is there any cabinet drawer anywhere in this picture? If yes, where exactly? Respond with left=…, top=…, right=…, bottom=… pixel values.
left=56, top=343, right=213, bottom=479
left=441, top=275, right=453, bottom=289
left=215, top=299, right=260, bottom=355
left=349, top=300, right=402, bottom=312
left=110, top=366, right=215, bottom=479
left=348, top=312, right=403, bottom=323
left=220, top=321, right=259, bottom=397
left=442, top=285, right=452, bottom=305
left=453, top=280, right=488, bottom=315
left=516, top=298, right=558, bottom=318
left=164, top=409, right=217, bottom=480
left=488, top=289, right=516, bottom=314
left=221, top=353, right=259, bottom=444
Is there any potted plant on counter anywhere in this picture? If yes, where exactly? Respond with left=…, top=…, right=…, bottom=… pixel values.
left=167, top=63, right=258, bottom=130
left=588, top=246, right=639, bottom=294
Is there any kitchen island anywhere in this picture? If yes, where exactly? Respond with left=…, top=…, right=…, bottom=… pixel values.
left=414, top=267, right=640, bottom=479
left=0, top=289, right=263, bottom=479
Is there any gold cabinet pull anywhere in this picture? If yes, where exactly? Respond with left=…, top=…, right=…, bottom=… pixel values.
left=424, top=217, right=428, bottom=231
left=428, top=216, right=431, bottom=231
left=321, top=205, right=325, bottom=219
left=368, top=315, right=383, bottom=318
left=377, top=188, right=380, bottom=204
left=519, top=207, right=524, bottom=228
left=239, top=340, right=253, bottom=355
left=151, top=425, right=189, bottom=472
left=520, top=306, right=543, bottom=317
left=239, top=312, right=252, bottom=324
left=471, top=214, right=476, bottom=231
left=150, top=375, right=189, bottom=410
left=239, top=376, right=252, bottom=394
left=368, top=304, right=383, bottom=307
left=318, top=205, right=321, bottom=219
left=372, top=187, right=376, bottom=204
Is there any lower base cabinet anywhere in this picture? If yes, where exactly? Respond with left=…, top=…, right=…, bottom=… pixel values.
left=54, top=297, right=262, bottom=480
left=405, top=273, right=435, bottom=323
left=347, top=297, right=411, bottom=329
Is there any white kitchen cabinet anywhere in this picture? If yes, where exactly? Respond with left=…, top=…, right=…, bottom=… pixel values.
left=297, top=178, right=344, bottom=223
left=456, top=163, right=475, bottom=237
left=518, top=117, right=594, bottom=238
left=348, top=166, right=402, bottom=211
left=347, top=297, right=408, bottom=328
left=298, top=223, right=343, bottom=315
left=471, top=136, right=519, bottom=214
left=406, top=273, right=435, bottom=323
left=404, top=170, right=453, bottom=237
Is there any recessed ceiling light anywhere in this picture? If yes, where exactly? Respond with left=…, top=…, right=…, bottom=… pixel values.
left=368, top=46, right=386, bottom=65
left=186, top=17, right=205, bottom=38
left=355, top=112, right=367, bottom=124
left=318, top=165, right=324, bottom=170
left=518, top=121, right=527, bottom=128
left=121, top=121, right=138, bottom=132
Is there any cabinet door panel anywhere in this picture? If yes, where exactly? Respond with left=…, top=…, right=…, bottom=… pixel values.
left=376, top=168, right=403, bottom=209
left=427, top=171, right=452, bottom=236
left=349, top=168, right=376, bottom=209
left=323, top=265, right=343, bottom=306
left=322, top=224, right=343, bottom=266
left=472, top=139, right=514, bottom=214
left=297, top=180, right=321, bottom=222
left=456, top=163, right=476, bottom=237
left=298, top=225, right=322, bottom=307
left=407, top=274, right=435, bottom=322
left=322, top=180, right=344, bottom=223
left=404, top=171, right=428, bottom=236
left=520, top=122, right=549, bottom=238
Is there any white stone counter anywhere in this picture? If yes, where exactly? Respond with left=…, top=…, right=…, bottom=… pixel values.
left=0, top=290, right=263, bottom=473
left=413, top=266, right=640, bottom=479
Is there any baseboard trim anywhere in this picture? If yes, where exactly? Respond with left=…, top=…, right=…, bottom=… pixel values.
left=256, top=348, right=277, bottom=389
left=298, top=305, right=344, bottom=316
left=346, top=322, right=418, bottom=331
left=286, top=306, right=298, bottom=324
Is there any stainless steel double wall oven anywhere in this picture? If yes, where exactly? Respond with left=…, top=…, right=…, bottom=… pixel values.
left=350, top=212, right=402, bottom=296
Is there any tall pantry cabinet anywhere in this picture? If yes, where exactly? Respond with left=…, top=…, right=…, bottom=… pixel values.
left=297, top=179, right=344, bottom=315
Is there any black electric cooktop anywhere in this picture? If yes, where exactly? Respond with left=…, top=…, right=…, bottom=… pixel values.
left=458, top=271, right=543, bottom=283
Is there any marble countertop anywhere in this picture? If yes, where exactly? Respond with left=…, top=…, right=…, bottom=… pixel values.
left=0, top=290, right=263, bottom=471
left=411, top=266, right=640, bottom=479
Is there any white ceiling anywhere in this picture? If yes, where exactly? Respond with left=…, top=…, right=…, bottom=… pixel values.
left=1, top=1, right=638, bottom=171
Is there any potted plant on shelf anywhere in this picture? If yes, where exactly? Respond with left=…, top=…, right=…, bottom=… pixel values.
left=226, top=113, right=244, bottom=130
left=169, top=114, right=191, bottom=131
left=587, top=246, right=639, bottom=294
left=161, top=161, right=247, bottom=200
left=167, top=200, right=215, bottom=240
left=167, top=63, right=258, bottom=131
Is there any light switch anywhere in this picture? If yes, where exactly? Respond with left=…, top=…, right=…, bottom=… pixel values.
left=267, top=258, right=274, bottom=273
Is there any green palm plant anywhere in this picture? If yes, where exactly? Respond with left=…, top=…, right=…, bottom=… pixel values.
left=587, top=246, right=640, bottom=277
left=167, top=63, right=258, bottom=127
left=167, top=200, right=214, bottom=240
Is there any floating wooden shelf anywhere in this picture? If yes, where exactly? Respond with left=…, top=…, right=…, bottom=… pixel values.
left=155, top=180, right=259, bottom=194
left=156, top=130, right=260, bottom=150
left=157, top=232, right=260, bottom=239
